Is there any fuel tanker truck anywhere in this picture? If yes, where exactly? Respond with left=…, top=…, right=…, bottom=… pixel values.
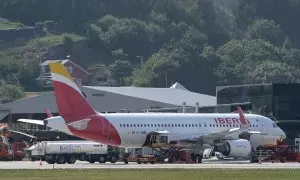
left=26, top=140, right=119, bottom=164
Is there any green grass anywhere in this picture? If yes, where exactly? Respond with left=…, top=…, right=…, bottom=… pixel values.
left=27, top=33, right=86, bottom=47
left=0, top=22, right=25, bottom=30
left=0, top=169, right=299, bottom=180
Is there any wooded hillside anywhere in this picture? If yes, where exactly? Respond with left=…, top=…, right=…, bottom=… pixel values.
left=0, top=0, right=300, bottom=102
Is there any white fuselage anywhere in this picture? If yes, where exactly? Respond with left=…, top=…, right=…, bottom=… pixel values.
left=103, top=113, right=285, bottom=148
left=47, top=113, right=286, bottom=149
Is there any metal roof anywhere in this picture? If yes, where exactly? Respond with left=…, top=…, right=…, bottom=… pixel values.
left=84, top=86, right=216, bottom=107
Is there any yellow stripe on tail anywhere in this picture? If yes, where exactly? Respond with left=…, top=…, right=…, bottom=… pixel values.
left=49, top=62, right=73, bottom=81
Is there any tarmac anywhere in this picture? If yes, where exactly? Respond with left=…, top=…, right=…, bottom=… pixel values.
left=0, top=160, right=300, bottom=169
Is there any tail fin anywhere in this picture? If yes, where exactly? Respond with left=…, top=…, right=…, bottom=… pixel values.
left=49, top=62, right=96, bottom=123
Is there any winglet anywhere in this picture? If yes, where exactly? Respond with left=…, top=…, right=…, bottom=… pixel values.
left=237, top=106, right=250, bottom=126
left=44, top=108, right=53, bottom=118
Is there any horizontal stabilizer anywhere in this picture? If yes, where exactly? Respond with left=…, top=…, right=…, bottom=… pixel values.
left=17, top=119, right=44, bottom=125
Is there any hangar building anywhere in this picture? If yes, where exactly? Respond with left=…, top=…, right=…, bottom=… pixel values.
left=0, top=82, right=216, bottom=134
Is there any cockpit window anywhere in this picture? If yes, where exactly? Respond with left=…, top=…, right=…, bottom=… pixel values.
left=273, top=123, right=278, bottom=128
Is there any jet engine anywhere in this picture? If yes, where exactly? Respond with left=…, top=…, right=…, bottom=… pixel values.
left=215, top=139, right=252, bottom=159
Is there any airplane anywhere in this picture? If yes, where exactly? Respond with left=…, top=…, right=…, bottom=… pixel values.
left=18, top=62, right=286, bottom=163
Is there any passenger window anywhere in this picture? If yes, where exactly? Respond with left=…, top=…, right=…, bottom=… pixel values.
left=168, top=124, right=170, bottom=127
left=123, top=124, right=126, bottom=127
left=189, top=124, right=191, bottom=127
left=120, top=124, right=122, bottom=127
left=199, top=124, right=201, bottom=127
left=175, top=124, right=177, bottom=127
left=127, top=124, right=129, bottom=127
left=195, top=124, right=197, bottom=127
left=158, top=124, right=160, bottom=127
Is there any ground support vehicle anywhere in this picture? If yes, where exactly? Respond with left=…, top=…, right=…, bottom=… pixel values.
left=26, top=140, right=119, bottom=164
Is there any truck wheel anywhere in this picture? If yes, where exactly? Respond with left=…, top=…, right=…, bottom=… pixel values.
left=99, top=156, right=106, bottom=163
left=110, top=155, right=118, bottom=163
left=89, top=158, right=96, bottom=163
left=67, top=156, right=76, bottom=164
left=56, top=155, right=66, bottom=164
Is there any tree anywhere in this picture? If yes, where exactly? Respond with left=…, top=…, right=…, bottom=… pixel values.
left=283, top=36, right=293, bottom=50
left=245, top=60, right=300, bottom=84
left=216, top=39, right=283, bottom=85
left=109, top=60, right=133, bottom=85
left=0, top=80, right=25, bottom=104
left=245, top=19, right=285, bottom=46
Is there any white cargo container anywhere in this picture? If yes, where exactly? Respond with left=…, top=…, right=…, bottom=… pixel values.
left=26, top=140, right=119, bottom=164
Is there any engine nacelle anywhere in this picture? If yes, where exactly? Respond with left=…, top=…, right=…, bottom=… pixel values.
left=215, top=139, right=252, bottom=159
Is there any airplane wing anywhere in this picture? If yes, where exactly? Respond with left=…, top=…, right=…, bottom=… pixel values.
left=17, top=119, right=45, bottom=126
